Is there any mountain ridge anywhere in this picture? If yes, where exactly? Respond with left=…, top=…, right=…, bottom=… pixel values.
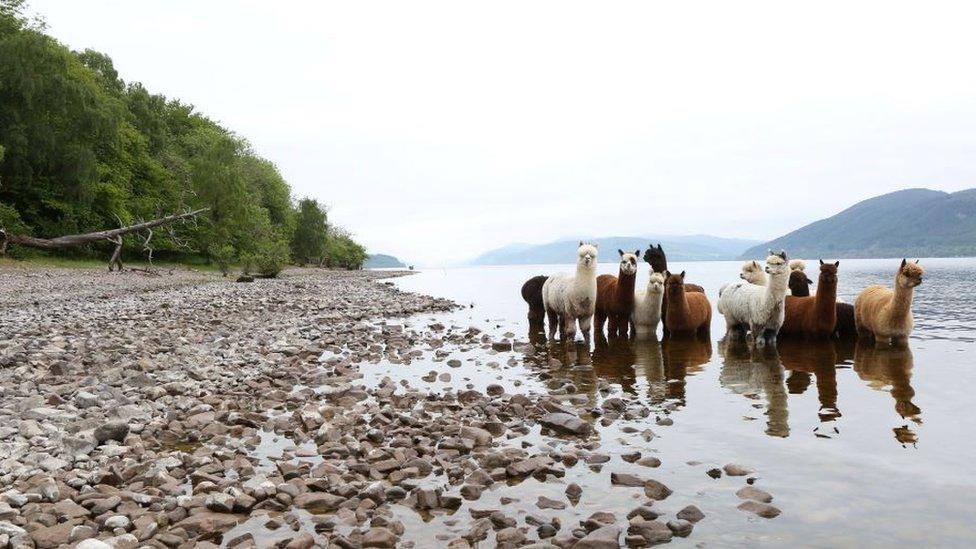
left=471, top=235, right=762, bottom=265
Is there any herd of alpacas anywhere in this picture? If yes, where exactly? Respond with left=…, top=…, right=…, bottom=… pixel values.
left=522, top=242, right=925, bottom=348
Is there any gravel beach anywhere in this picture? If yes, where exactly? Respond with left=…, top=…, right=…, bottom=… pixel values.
left=0, top=267, right=768, bottom=548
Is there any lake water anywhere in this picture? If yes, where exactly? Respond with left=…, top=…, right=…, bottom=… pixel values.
left=370, top=258, right=976, bottom=547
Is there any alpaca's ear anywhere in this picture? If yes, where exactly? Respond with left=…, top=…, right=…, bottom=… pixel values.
left=634, top=249, right=640, bottom=256
left=901, top=258, right=907, bottom=270
left=618, top=249, right=624, bottom=256
left=657, top=243, right=662, bottom=250
left=753, top=260, right=760, bottom=268
left=834, top=261, right=840, bottom=267
left=778, top=250, right=787, bottom=260
left=915, top=259, right=920, bottom=264
left=664, top=270, right=671, bottom=278
left=579, top=241, right=584, bottom=247
left=680, top=270, right=686, bottom=279
left=819, top=259, right=824, bottom=265
left=806, top=276, right=814, bottom=284
left=768, top=248, right=774, bottom=257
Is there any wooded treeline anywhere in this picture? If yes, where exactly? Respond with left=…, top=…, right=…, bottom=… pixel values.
left=0, top=0, right=367, bottom=274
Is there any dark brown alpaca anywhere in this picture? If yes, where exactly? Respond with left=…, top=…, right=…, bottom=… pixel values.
left=789, top=270, right=813, bottom=297
left=663, top=271, right=711, bottom=337
left=780, top=260, right=838, bottom=337
left=834, top=302, right=856, bottom=339
left=595, top=250, right=639, bottom=338
left=521, top=275, right=548, bottom=324
left=644, top=244, right=704, bottom=292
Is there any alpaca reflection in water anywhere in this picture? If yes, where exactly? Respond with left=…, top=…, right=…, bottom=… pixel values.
left=776, top=337, right=855, bottom=426
left=719, top=339, right=790, bottom=437
left=853, top=340, right=922, bottom=446
left=590, top=336, right=711, bottom=407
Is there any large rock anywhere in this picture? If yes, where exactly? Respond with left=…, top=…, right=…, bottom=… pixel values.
left=575, top=525, right=621, bottom=549
left=94, top=420, right=130, bottom=443
left=610, top=472, right=645, bottom=487
left=643, top=479, right=672, bottom=500
left=628, top=520, right=673, bottom=545
left=362, top=527, right=398, bottom=548
left=538, top=413, right=592, bottom=436
left=736, top=486, right=773, bottom=503
left=176, top=511, right=243, bottom=537
left=293, top=492, right=346, bottom=513
left=737, top=500, right=781, bottom=518
left=30, top=522, right=73, bottom=549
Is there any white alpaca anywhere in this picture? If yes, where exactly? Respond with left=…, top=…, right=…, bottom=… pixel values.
left=631, top=272, right=665, bottom=339
left=718, top=251, right=791, bottom=346
left=740, top=260, right=767, bottom=285
left=542, top=242, right=599, bottom=345
left=789, top=259, right=806, bottom=272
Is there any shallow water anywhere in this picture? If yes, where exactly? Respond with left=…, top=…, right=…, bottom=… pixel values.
left=380, top=258, right=976, bottom=547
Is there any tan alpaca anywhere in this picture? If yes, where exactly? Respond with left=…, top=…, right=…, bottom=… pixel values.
left=854, top=259, right=924, bottom=346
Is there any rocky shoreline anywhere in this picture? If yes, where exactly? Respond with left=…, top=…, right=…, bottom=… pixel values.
left=0, top=267, right=775, bottom=548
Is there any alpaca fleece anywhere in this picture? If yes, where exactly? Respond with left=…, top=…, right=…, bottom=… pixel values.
left=521, top=275, right=548, bottom=323
left=781, top=261, right=838, bottom=337
left=855, top=260, right=924, bottom=345
left=718, top=253, right=791, bottom=344
left=542, top=243, right=599, bottom=344
left=834, top=302, right=856, bottom=338
left=663, top=271, right=711, bottom=336
left=632, top=272, right=665, bottom=339
left=595, top=251, right=639, bottom=338
left=788, top=270, right=813, bottom=297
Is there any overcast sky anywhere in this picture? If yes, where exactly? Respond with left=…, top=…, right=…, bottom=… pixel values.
left=30, top=0, right=976, bottom=265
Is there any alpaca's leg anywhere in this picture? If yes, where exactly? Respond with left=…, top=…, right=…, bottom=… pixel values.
left=763, top=328, right=778, bottom=347
left=607, top=316, right=618, bottom=338
left=618, top=315, right=629, bottom=339
left=595, top=312, right=607, bottom=337
left=579, top=315, right=593, bottom=348
left=546, top=310, right=558, bottom=341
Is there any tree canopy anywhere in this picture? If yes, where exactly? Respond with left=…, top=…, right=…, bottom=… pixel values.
left=0, top=1, right=367, bottom=270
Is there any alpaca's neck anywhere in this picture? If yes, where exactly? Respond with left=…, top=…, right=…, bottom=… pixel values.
left=887, top=283, right=915, bottom=322
left=576, top=263, right=596, bottom=280
left=617, top=270, right=636, bottom=300
left=666, top=286, right=689, bottom=319
left=815, top=274, right=837, bottom=317
left=765, top=271, right=790, bottom=300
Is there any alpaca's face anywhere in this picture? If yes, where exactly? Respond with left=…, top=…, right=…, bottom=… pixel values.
left=818, top=260, right=839, bottom=284
left=740, top=260, right=764, bottom=283
left=618, top=250, right=638, bottom=275
left=897, top=261, right=924, bottom=288
left=764, top=254, right=789, bottom=278
left=577, top=244, right=598, bottom=268
left=647, top=272, right=665, bottom=294
left=643, top=245, right=667, bottom=273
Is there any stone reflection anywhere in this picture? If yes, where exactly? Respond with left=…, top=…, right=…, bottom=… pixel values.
left=719, top=339, right=789, bottom=437
left=853, top=340, right=922, bottom=446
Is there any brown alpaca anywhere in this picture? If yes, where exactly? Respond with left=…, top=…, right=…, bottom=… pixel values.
left=521, top=275, right=548, bottom=324
left=595, top=250, right=639, bottom=338
left=663, top=271, right=711, bottom=337
left=780, top=260, right=839, bottom=337
left=834, top=302, right=856, bottom=339
left=854, top=259, right=924, bottom=346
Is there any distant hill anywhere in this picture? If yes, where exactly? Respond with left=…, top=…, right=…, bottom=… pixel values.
left=471, top=235, right=762, bottom=265
left=742, top=188, right=976, bottom=259
left=364, top=254, right=407, bottom=269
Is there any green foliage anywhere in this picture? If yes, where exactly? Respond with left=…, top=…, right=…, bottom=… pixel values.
left=0, top=2, right=368, bottom=268
left=292, top=198, right=328, bottom=265
left=325, top=227, right=368, bottom=270
left=208, top=243, right=235, bottom=277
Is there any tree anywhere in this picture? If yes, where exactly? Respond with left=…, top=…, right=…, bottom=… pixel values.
left=291, top=198, right=328, bottom=265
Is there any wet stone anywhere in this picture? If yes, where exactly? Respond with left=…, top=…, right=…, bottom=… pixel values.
left=676, top=505, right=705, bottom=523
left=737, top=486, right=773, bottom=503
left=737, top=500, right=781, bottom=518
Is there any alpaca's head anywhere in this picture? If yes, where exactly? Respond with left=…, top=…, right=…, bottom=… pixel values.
left=664, top=270, right=686, bottom=290
left=818, top=259, right=839, bottom=285
left=643, top=244, right=667, bottom=273
left=897, top=259, right=924, bottom=288
left=764, top=250, right=789, bottom=279
left=646, top=272, right=665, bottom=295
left=577, top=241, right=598, bottom=269
left=618, top=249, right=639, bottom=276
left=790, top=259, right=807, bottom=272
left=788, top=269, right=813, bottom=296
left=740, top=260, right=765, bottom=284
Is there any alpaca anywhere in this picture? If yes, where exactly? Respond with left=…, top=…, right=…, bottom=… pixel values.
left=854, top=259, right=924, bottom=346
left=717, top=251, right=791, bottom=346
left=789, top=259, right=806, bottom=272
left=780, top=260, right=839, bottom=337
left=595, top=250, right=639, bottom=338
left=542, top=242, right=599, bottom=345
left=789, top=270, right=813, bottom=297
left=834, top=302, right=856, bottom=339
left=740, top=260, right=767, bottom=285
left=521, top=275, right=549, bottom=325
left=644, top=244, right=704, bottom=292
left=631, top=272, right=665, bottom=339
left=663, top=271, right=711, bottom=337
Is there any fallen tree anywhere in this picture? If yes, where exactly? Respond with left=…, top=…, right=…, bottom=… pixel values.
left=0, top=208, right=210, bottom=270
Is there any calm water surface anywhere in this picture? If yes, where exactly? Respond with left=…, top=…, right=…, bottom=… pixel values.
left=366, top=259, right=976, bottom=547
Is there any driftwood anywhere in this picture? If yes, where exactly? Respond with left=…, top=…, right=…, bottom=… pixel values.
left=0, top=208, right=209, bottom=270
